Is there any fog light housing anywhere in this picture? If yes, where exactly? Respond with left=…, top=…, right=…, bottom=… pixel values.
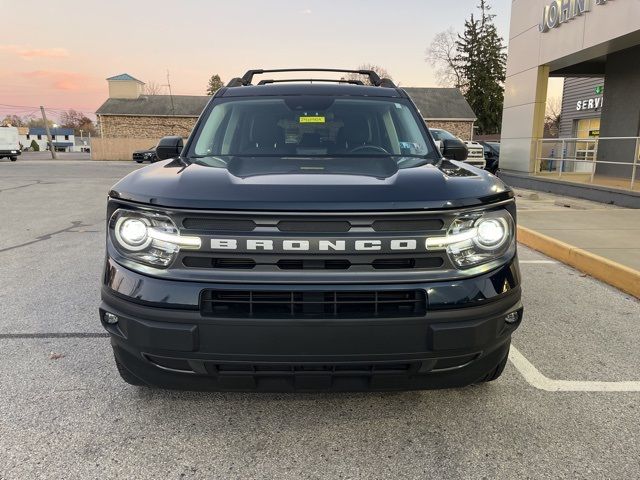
left=104, top=312, right=119, bottom=324
left=505, top=311, right=519, bottom=324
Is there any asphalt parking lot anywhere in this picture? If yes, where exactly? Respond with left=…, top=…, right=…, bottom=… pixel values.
left=1, top=159, right=639, bottom=479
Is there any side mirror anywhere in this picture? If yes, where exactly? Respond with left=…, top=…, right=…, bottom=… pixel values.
left=156, top=136, right=183, bottom=160
left=442, top=138, right=468, bottom=161
left=433, top=139, right=443, bottom=152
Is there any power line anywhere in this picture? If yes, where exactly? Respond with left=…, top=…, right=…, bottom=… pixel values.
left=0, top=103, right=96, bottom=119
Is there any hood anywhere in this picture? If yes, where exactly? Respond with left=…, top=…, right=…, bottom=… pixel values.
left=110, top=156, right=512, bottom=211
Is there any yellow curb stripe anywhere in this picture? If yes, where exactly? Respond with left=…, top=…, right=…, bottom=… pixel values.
left=517, top=225, right=640, bottom=299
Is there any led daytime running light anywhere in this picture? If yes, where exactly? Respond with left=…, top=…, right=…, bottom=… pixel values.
left=148, top=228, right=201, bottom=249
left=425, top=229, right=477, bottom=250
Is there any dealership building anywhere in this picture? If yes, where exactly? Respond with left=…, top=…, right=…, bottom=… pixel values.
left=501, top=0, right=640, bottom=206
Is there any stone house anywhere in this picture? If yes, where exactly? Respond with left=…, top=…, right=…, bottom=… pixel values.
left=403, top=88, right=477, bottom=141
left=96, top=74, right=210, bottom=139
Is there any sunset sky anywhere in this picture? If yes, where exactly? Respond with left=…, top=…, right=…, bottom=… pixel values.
left=1, top=0, right=525, bottom=122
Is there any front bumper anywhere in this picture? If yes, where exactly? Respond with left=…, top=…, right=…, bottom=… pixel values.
left=101, top=258, right=522, bottom=391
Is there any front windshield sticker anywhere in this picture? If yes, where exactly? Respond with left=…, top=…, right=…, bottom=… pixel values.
left=299, top=116, right=326, bottom=124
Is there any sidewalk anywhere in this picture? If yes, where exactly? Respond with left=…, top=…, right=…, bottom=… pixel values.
left=515, top=189, right=640, bottom=272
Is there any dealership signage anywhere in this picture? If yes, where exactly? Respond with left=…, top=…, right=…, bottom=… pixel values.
left=576, top=97, right=604, bottom=111
left=540, top=0, right=612, bottom=33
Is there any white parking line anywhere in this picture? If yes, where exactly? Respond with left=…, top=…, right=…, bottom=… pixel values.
left=509, top=346, right=640, bottom=392
left=519, top=260, right=558, bottom=264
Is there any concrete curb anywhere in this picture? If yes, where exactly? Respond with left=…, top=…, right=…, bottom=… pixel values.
left=517, top=225, right=640, bottom=299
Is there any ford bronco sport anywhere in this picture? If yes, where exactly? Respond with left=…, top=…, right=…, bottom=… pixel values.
left=100, top=68, right=522, bottom=391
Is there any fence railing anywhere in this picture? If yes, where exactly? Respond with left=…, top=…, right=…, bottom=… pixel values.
left=91, top=137, right=161, bottom=161
left=534, top=137, right=639, bottom=191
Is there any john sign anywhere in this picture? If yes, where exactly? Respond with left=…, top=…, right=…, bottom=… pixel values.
left=539, top=0, right=611, bottom=33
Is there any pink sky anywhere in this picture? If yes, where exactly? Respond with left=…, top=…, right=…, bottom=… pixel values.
left=1, top=0, right=549, bottom=122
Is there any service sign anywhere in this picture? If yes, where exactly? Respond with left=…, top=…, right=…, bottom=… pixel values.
left=576, top=97, right=604, bottom=111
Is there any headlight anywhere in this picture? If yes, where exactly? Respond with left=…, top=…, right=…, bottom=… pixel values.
left=476, top=218, right=508, bottom=248
left=115, top=217, right=151, bottom=250
left=426, top=210, right=514, bottom=268
left=109, top=209, right=201, bottom=267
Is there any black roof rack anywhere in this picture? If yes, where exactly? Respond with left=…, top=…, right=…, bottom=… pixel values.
left=227, top=68, right=396, bottom=88
left=257, top=78, right=364, bottom=86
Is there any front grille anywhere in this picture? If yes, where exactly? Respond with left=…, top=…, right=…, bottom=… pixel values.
left=277, top=220, right=351, bottom=233
left=182, top=255, right=446, bottom=270
left=180, top=213, right=447, bottom=234
left=182, top=256, right=256, bottom=269
left=276, top=259, right=351, bottom=270
left=371, top=257, right=444, bottom=269
left=372, top=219, right=443, bottom=232
left=201, top=289, right=427, bottom=319
left=182, top=218, right=256, bottom=231
left=176, top=210, right=455, bottom=273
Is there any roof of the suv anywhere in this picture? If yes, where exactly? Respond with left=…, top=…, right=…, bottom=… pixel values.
left=220, top=83, right=404, bottom=98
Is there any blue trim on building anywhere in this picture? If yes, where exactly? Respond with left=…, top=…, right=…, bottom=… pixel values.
left=106, top=73, right=143, bottom=82
left=28, top=127, right=74, bottom=136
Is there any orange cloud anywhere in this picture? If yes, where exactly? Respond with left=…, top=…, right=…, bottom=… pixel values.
left=0, top=45, right=70, bottom=58
left=21, top=70, right=92, bottom=91
left=20, top=47, right=70, bottom=58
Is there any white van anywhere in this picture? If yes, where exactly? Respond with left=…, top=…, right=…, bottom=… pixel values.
left=0, top=126, right=21, bottom=161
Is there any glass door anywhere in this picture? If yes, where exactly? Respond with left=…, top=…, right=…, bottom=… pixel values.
left=573, top=118, right=600, bottom=173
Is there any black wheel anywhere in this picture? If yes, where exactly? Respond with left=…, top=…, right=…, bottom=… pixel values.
left=476, top=344, right=510, bottom=384
left=135, top=160, right=143, bottom=164
left=10, top=156, right=17, bottom=162
left=114, top=355, right=147, bottom=386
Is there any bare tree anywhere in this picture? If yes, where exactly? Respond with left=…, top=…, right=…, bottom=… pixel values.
left=60, top=109, right=98, bottom=136
left=1, top=114, right=27, bottom=127
left=425, top=28, right=464, bottom=88
left=144, top=81, right=163, bottom=95
left=343, top=64, right=393, bottom=85
left=544, top=96, right=562, bottom=138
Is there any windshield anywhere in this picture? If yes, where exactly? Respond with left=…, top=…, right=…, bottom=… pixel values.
left=188, top=96, right=437, bottom=164
left=429, top=129, right=458, bottom=142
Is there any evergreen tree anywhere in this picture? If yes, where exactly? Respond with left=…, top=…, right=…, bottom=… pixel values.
left=206, top=74, right=224, bottom=95
left=456, top=1, right=506, bottom=135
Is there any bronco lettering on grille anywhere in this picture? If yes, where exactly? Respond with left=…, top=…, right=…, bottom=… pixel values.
left=209, top=238, right=423, bottom=252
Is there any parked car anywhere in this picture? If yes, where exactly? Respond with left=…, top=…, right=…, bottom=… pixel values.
left=101, top=68, right=521, bottom=392
left=479, top=141, right=500, bottom=174
left=0, top=126, right=21, bottom=161
left=132, top=146, right=158, bottom=163
left=429, top=128, right=486, bottom=169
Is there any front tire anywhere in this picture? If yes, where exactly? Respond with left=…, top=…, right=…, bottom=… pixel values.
left=475, top=343, right=510, bottom=383
left=114, top=355, right=147, bottom=386
left=10, top=156, right=17, bottom=162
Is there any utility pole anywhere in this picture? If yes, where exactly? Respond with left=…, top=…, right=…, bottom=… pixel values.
left=165, top=70, right=175, bottom=116
left=163, top=70, right=176, bottom=135
left=40, top=106, right=56, bottom=159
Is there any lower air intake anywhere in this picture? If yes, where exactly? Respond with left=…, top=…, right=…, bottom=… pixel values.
left=201, top=289, right=427, bottom=319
